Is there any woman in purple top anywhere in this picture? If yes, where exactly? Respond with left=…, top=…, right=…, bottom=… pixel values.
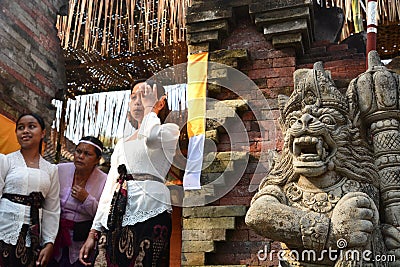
left=49, top=136, right=107, bottom=267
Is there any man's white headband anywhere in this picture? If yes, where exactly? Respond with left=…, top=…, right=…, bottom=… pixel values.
left=78, top=140, right=103, bottom=153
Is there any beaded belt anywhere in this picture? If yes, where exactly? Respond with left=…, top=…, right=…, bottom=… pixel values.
left=117, top=164, right=163, bottom=183
left=128, top=173, right=163, bottom=183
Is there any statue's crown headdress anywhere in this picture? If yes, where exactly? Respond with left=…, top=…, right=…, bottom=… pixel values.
left=282, top=62, right=349, bottom=118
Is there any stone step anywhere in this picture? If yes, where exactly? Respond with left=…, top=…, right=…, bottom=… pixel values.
left=263, top=18, right=311, bottom=49
left=204, top=99, right=249, bottom=147
left=188, top=30, right=219, bottom=44
left=206, top=99, right=248, bottom=115
left=181, top=174, right=228, bottom=207
left=209, top=49, right=247, bottom=61
left=201, top=172, right=227, bottom=185
left=203, top=151, right=248, bottom=173
left=205, top=99, right=249, bottom=134
left=181, top=151, right=248, bottom=206
left=182, top=240, right=215, bottom=253
left=273, top=32, right=305, bottom=56
left=181, top=252, right=205, bottom=266
left=187, top=20, right=229, bottom=34
left=183, top=217, right=236, bottom=230
left=182, top=190, right=216, bottom=207
left=208, top=68, right=228, bottom=80
left=183, top=205, right=247, bottom=218
left=182, top=229, right=226, bottom=241
left=254, top=6, right=311, bottom=27
left=186, top=8, right=232, bottom=24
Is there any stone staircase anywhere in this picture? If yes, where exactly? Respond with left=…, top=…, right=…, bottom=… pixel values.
left=181, top=87, right=250, bottom=266
left=183, top=98, right=249, bottom=207
left=180, top=49, right=253, bottom=266
left=181, top=205, right=247, bottom=266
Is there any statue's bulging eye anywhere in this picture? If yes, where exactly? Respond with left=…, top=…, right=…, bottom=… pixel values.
left=288, top=117, right=298, bottom=127
left=320, top=115, right=336, bottom=125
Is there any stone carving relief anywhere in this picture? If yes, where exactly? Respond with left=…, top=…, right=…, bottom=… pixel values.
left=246, top=51, right=400, bottom=266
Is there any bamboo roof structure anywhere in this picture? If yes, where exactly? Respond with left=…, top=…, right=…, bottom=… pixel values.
left=56, top=0, right=190, bottom=96
left=57, top=0, right=400, bottom=97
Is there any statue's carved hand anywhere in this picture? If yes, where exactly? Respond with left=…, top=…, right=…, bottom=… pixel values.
left=329, top=192, right=378, bottom=249
left=382, top=224, right=400, bottom=250
left=382, top=224, right=400, bottom=267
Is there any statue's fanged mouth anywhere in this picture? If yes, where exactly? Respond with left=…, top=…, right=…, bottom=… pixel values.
left=292, top=136, right=331, bottom=163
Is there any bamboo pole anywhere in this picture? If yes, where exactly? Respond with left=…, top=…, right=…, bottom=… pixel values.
left=84, top=0, right=93, bottom=50
left=117, top=0, right=123, bottom=55
left=100, top=0, right=110, bottom=56
left=92, top=0, right=104, bottom=51
left=106, top=0, right=114, bottom=56
left=74, top=0, right=87, bottom=48
left=55, top=95, right=68, bottom=164
left=65, top=0, right=76, bottom=49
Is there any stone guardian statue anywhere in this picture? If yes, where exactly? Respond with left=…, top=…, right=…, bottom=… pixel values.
left=246, top=52, right=394, bottom=266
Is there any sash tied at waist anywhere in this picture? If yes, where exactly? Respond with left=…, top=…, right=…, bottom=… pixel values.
left=2, top=192, right=44, bottom=258
left=107, top=164, right=164, bottom=231
left=53, top=218, right=74, bottom=258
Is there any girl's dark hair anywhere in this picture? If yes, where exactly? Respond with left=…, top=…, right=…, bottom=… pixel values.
left=129, top=80, right=171, bottom=127
left=16, top=113, right=46, bottom=154
left=78, top=136, right=104, bottom=157
left=146, top=79, right=170, bottom=124
left=16, top=113, right=45, bottom=130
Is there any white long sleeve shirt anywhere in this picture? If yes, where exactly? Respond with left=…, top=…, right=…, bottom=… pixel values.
left=92, top=112, right=180, bottom=231
left=0, top=151, right=60, bottom=246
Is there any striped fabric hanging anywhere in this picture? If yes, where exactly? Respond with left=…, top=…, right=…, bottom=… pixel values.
left=182, top=52, right=208, bottom=190
left=164, top=83, right=187, bottom=111
left=53, top=90, right=131, bottom=148
left=52, top=86, right=188, bottom=148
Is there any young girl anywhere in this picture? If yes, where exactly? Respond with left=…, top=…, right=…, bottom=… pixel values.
left=0, top=113, right=60, bottom=267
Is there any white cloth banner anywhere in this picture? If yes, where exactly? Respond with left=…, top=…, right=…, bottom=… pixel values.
left=183, top=134, right=205, bottom=190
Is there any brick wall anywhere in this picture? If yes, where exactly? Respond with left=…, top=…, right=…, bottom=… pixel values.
left=202, top=17, right=367, bottom=266
left=297, top=40, right=366, bottom=82
left=0, top=0, right=67, bottom=126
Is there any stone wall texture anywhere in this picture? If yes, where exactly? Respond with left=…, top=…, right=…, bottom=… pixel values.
left=0, top=0, right=67, bottom=125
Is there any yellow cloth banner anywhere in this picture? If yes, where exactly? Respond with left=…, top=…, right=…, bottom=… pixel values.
left=187, top=52, right=208, bottom=138
left=0, top=114, right=19, bottom=154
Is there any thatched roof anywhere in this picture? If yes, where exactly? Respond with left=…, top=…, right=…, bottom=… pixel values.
left=62, top=43, right=186, bottom=96
left=56, top=0, right=190, bottom=97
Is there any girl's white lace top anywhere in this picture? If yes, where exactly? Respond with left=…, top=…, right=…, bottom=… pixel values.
left=0, top=151, right=60, bottom=246
left=92, top=112, right=180, bottom=231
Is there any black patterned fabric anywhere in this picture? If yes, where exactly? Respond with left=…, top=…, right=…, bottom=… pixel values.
left=0, top=225, right=34, bottom=267
left=95, top=211, right=171, bottom=267
left=95, top=164, right=172, bottom=267
left=0, top=192, right=44, bottom=267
